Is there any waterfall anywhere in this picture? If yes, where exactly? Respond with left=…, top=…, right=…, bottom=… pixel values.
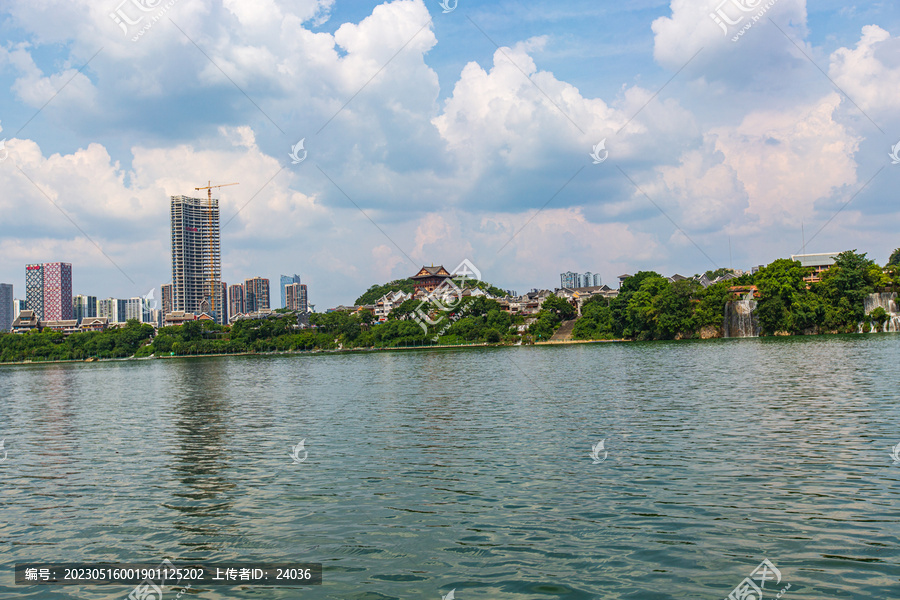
left=862, top=292, right=900, bottom=333
left=724, top=290, right=759, bottom=338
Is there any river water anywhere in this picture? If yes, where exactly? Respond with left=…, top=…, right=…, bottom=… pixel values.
left=1, top=336, right=899, bottom=599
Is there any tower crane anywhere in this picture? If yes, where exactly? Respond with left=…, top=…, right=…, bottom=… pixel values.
left=194, top=181, right=238, bottom=320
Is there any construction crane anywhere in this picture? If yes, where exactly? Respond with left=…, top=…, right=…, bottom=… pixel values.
left=194, top=181, right=238, bottom=320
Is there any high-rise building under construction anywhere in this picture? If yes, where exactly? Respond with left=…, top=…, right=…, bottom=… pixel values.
left=170, top=195, right=224, bottom=323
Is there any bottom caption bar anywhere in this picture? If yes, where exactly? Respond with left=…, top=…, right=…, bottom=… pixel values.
left=15, top=563, right=322, bottom=586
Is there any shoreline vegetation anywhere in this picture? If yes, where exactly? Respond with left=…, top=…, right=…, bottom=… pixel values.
left=0, top=338, right=634, bottom=367
left=1, top=250, right=898, bottom=366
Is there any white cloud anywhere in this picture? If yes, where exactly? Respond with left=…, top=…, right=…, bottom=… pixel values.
left=651, top=0, right=809, bottom=81
left=655, top=140, right=749, bottom=230
left=713, top=93, right=860, bottom=226
left=829, top=25, right=900, bottom=116
left=433, top=38, right=623, bottom=171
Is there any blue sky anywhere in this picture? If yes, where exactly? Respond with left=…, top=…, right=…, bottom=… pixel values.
left=1, top=0, right=898, bottom=309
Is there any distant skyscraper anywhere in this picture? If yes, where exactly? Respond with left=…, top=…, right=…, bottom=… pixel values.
left=0, top=283, right=13, bottom=332
left=25, top=262, right=73, bottom=320
left=560, top=271, right=581, bottom=289
left=98, top=298, right=118, bottom=323
left=25, top=263, right=44, bottom=319
left=161, top=283, right=174, bottom=315
left=285, top=283, right=308, bottom=313
left=560, top=270, right=601, bottom=289
left=43, top=263, right=73, bottom=320
left=280, top=274, right=301, bottom=309
left=583, top=271, right=602, bottom=287
left=228, top=284, right=244, bottom=318
left=244, top=277, right=270, bottom=312
left=73, top=295, right=97, bottom=324
left=13, top=299, right=27, bottom=320
left=116, top=299, right=128, bottom=322
left=124, top=298, right=143, bottom=322
left=219, top=281, right=228, bottom=324
left=171, top=195, right=224, bottom=323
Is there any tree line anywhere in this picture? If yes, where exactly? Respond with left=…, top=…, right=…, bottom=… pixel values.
left=1, top=250, right=896, bottom=362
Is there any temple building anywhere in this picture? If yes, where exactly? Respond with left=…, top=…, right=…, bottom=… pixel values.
left=411, top=265, right=453, bottom=293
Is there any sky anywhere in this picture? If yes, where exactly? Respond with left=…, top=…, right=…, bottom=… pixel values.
left=0, top=0, right=898, bottom=310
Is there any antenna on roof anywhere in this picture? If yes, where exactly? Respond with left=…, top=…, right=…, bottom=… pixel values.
left=801, top=221, right=806, bottom=255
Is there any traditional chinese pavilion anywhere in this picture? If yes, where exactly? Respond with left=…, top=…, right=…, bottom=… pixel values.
left=411, top=265, right=453, bottom=293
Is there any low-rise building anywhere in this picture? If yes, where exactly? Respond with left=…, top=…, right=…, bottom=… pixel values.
left=80, top=317, right=109, bottom=332
left=326, top=305, right=358, bottom=313
left=42, top=320, right=79, bottom=335
left=374, top=290, right=412, bottom=321
left=11, top=310, right=40, bottom=333
left=164, top=311, right=197, bottom=327
left=230, top=309, right=277, bottom=323
left=791, top=252, right=841, bottom=284
left=499, top=289, right=553, bottom=315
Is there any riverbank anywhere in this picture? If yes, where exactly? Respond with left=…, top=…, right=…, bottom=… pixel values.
left=0, top=337, right=640, bottom=367
left=0, top=340, right=502, bottom=366
left=5, top=329, right=898, bottom=367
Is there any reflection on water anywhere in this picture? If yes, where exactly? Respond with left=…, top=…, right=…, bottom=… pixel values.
left=0, top=337, right=899, bottom=599
left=165, top=360, right=236, bottom=552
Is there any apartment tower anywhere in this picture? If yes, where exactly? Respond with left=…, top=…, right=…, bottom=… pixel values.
left=243, top=277, right=270, bottom=313
left=170, top=195, right=224, bottom=324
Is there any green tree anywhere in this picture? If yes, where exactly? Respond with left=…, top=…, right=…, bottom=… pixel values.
left=355, top=279, right=416, bottom=305
left=541, top=294, right=576, bottom=321
left=483, top=329, right=501, bottom=343
left=623, top=275, right=669, bottom=339
left=694, top=281, right=733, bottom=329
left=653, top=279, right=698, bottom=338
left=572, top=297, right=615, bottom=340
left=817, top=250, right=879, bottom=328
left=888, top=248, right=900, bottom=267
left=753, top=258, right=804, bottom=333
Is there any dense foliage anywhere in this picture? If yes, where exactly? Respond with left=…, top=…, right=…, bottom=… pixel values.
left=569, top=250, right=897, bottom=341
left=0, top=320, right=154, bottom=362
left=354, top=279, right=416, bottom=306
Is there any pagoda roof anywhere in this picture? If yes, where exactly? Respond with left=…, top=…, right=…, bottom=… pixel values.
left=411, top=265, right=452, bottom=279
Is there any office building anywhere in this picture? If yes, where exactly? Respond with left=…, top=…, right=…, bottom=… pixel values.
left=280, top=274, right=302, bottom=309
left=228, top=284, right=244, bottom=317
left=244, top=277, right=270, bottom=313
left=0, top=283, right=13, bottom=332
left=285, top=282, right=308, bottom=313
left=171, top=195, right=224, bottom=324
left=73, top=295, right=98, bottom=325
